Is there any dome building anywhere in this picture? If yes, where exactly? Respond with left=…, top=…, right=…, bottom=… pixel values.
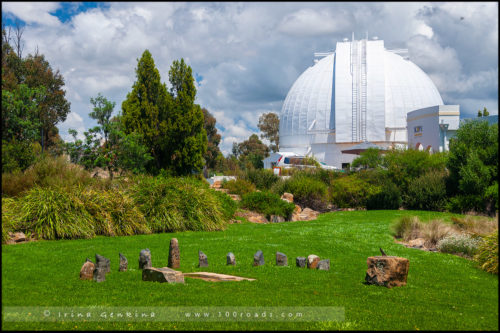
left=279, top=36, right=444, bottom=168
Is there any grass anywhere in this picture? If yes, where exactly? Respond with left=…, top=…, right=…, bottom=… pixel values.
left=2, top=210, right=498, bottom=330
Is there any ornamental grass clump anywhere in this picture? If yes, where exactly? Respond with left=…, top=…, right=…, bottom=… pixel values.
left=475, top=231, right=498, bottom=274
left=2, top=198, right=20, bottom=244
left=451, top=215, right=498, bottom=237
left=421, top=219, right=454, bottom=247
left=437, top=234, right=481, bottom=257
left=131, top=176, right=229, bottom=233
left=79, top=189, right=151, bottom=236
left=390, top=216, right=423, bottom=241
left=17, top=186, right=95, bottom=240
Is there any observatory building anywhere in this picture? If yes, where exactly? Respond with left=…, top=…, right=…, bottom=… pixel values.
left=279, top=35, right=449, bottom=168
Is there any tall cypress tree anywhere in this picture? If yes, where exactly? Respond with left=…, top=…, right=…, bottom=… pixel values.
left=121, top=50, right=171, bottom=171
left=166, top=58, right=207, bottom=175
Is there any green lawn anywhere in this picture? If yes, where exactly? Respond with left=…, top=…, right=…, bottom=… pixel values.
left=2, top=210, right=498, bottom=330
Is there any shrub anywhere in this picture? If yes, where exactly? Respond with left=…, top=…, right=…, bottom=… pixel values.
left=451, top=215, right=498, bottom=237
left=79, top=189, right=151, bottom=236
left=437, top=234, right=481, bottom=257
left=390, top=216, right=423, bottom=241
left=2, top=154, right=93, bottom=197
left=17, top=186, right=96, bottom=240
left=2, top=198, right=20, bottom=244
left=2, top=140, right=39, bottom=174
left=212, top=190, right=238, bottom=221
left=475, top=231, right=498, bottom=274
left=240, top=191, right=295, bottom=219
left=130, top=176, right=229, bottom=233
left=360, top=171, right=402, bottom=210
left=274, top=173, right=329, bottom=211
left=222, top=178, right=256, bottom=196
left=244, top=168, right=279, bottom=190
left=404, top=171, right=448, bottom=211
left=421, top=219, right=454, bottom=247
left=330, top=175, right=381, bottom=209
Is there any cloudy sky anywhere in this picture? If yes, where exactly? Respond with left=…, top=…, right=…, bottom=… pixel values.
left=2, top=2, right=498, bottom=155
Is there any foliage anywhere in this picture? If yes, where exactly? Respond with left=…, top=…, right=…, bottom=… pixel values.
left=365, top=180, right=402, bottom=210
left=273, top=173, right=329, bottom=211
left=2, top=140, right=39, bottom=173
left=475, top=231, right=498, bottom=274
left=390, top=216, right=423, bottom=241
left=420, top=220, right=454, bottom=247
left=477, top=107, right=489, bottom=117
left=437, top=234, right=481, bottom=257
left=2, top=154, right=92, bottom=197
left=447, top=119, right=498, bottom=214
left=404, top=170, right=448, bottom=211
left=211, top=189, right=238, bottom=221
left=257, top=112, right=279, bottom=152
left=17, top=186, right=95, bottom=240
left=244, top=168, right=279, bottom=190
left=450, top=215, right=498, bottom=238
left=129, top=176, right=229, bottom=233
left=164, top=58, right=207, bottom=175
left=2, top=197, right=19, bottom=243
left=351, top=148, right=384, bottom=169
left=240, top=191, right=295, bottom=219
left=233, top=134, right=270, bottom=169
left=222, top=178, right=256, bottom=196
left=330, top=174, right=381, bottom=208
left=121, top=49, right=172, bottom=172
left=202, top=108, right=222, bottom=171
left=78, top=189, right=151, bottom=236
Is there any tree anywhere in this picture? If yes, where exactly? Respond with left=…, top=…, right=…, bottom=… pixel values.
left=164, top=58, right=207, bottom=175
left=447, top=119, right=498, bottom=214
left=23, top=52, right=71, bottom=151
left=121, top=49, right=171, bottom=172
left=258, top=112, right=279, bottom=152
left=235, top=134, right=270, bottom=169
left=478, top=107, right=490, bottom=117
left=351, top=148, right=384, bottom=170
left=90, top=93, right=115, bottom=148
left=202, top=108, right=222, bottom=170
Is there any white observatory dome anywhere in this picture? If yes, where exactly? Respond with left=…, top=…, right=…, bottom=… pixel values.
left=279, top=38, right=443, bottom=168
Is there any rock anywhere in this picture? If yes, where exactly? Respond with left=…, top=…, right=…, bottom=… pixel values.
left=276, top=252, right=287, bottom=266
left=183, top=272, right=256, bottom=282
left=291, top=208, right=320, bottom=221
left=119, top=253, right=128, bottom=272
left=317, top=259, right=330, bottom=271
left=281, top=192, right=294, bottom=203
left=139, top=249, right=152, bottom=269
left=253, top=250, right=264, bottom=266
left=294, top=205, right=302, bottom=214
left=9, top=232, right=26, bottom=243
left=407, top=238, right=425, bottom=248
left=93, top=254, right=109, bottom=282
left=270, top=215, right=285, bottom=223
left=296, top=257, right=306, bottom=268
left=227, top=252, right=236, bottom=266
left=365, top=256, right=410, bottom=288
left=142, top=267, right=185, bottom=283
left=235, top=210, right=268, bottom=223
left=198, top=251, right=208, bottom=267
left=168, top=238, right=180, bottom=269
left=307, top=255, right=320, bottom=269
left=211, top=181, right=222, bottom=189
left=229, top=194, right=241, bottom=201
left=80, top=260, right=95, bottom=280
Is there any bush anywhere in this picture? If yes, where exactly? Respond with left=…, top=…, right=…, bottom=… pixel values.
left=130, top=176, right=229, bottom=233
left=79, top=189, right=151, bottom=236
left=330, top=174, right=381, bottom=209
left=17, top=186, right=96, bottom=240
left=2, top=154, right=93, bottom=197
left=274, top=173, right=329, bottom=211
left=244, top=168, right=279, bottom=190
left=240, top=191, right=295, bottom=219
left=437, top=234, right=481, bottom=257
left=446, top=195, right=487, bottom=214
left=212, top=190, right=238, bottom=221
left=390, top=216, right=423, bottom=241
left=359, top=171, right=402, bottom=210
left=222, top=178, right=256, bottom=196
left=2, top=140, right=39, bottom=173
left=475, top=231, right=498, bottom=274
left=404, top=171, right=448, bottom=211
left=2, top=198, right=20, bottom=244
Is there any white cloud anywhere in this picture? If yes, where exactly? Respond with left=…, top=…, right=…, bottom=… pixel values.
left=278, top=8, right=351, bottom=37
left=2, top=2, right=61, bottom=27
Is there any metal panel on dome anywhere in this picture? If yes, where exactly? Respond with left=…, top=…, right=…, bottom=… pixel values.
left=366, top=40, right=386, bottom=141
left=334, top=41, right=353, bottom=143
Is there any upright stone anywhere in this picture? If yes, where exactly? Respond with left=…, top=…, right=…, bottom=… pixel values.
left=253, top=250, right=265, bottom=266
left=105, top=257, right=111, bottom=273
left=276, top=252, right=288, bottom=266
left=296, top=257, right=306, bottom=268
left=198, top=251, right=208, bottom=267
left=119, top=253, right=128, bottom=272
left=168, top=238, right=180, bottom=269
left=93, top=254, right=108, bottom=282
left=227, top=252, right=236, bottom=266
left=139, top=249, right=152, bottom=269
left=317, top=259, right=330, bottom=271
left=307, top=254, right=320, bottom=269
left=365, top=256, right=410, bottom=288
left=80, top=259, right=95, bottom=280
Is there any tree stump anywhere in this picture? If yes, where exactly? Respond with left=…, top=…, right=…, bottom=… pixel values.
left=365, top=256, right=409, bottom=288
